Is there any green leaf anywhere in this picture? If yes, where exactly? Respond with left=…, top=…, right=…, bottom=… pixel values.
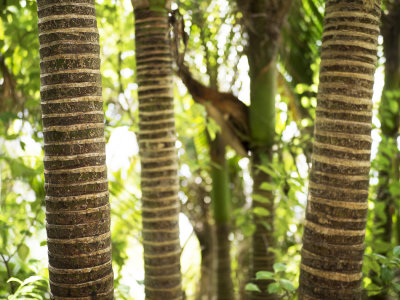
left=381, top=265, right=394, bottom=283
left=252, top=194, right=271, bottom=203
left=260, top=182, right=275, bottom=191
left=364, top=254, right=381, bottom=274
left=21, top=275, right=46, bottom=286
left=267, top=282, right=281, bottom=294
left=372, top=253, right=387, bottom=262
left=370, top=259, right=381, bottom=274
left=40, top=240, right=47, bottom=247
left=206, top=117, right=221, bottom=141
left=257, top=165, right=279, bottom=177
left=260, top=221, right=272, bottom=231
left=389, top=100, right=399, bottom=114
left=256, top=271, right=274, bottom=280
left=280, top=279, right=295, bottom=292
left=245, top=283, right=261, bottom=293
left=273, top=262, right=286, bottom=273
left=18, top=244, right=29, bottom=261
left=393, top=246, right=400, bottom=257
left=253, top=207, right=270, bottom=217
left=385, top=118, right=395, bottom=129
left=366, top=283, right=382, bottom=296
left=393, top=282, right=400, bottom=292
left=7, top=277, right=22, bottom=285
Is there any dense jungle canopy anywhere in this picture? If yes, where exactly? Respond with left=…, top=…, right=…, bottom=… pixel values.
left=0, top=0, right=400, bottom=299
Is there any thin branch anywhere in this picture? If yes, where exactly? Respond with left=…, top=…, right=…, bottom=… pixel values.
left=181, top=229, right=195, bottom=253
left=170, top=10, right=250, bottom=156
left=0, top=253, right=15, bottom=294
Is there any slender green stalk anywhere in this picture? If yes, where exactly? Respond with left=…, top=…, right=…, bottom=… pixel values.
left=248, top=64, right=277, bottom=300
left=210, top=134, right=234, bottom=300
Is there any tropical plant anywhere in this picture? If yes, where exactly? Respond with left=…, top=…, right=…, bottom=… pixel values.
left=131, top=0, right=183, bottom=298
left=36, top=0, right=114, bottom=298
left=298, top=0, right=381, bottom=299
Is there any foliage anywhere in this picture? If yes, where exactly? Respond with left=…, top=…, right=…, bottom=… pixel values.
left=363, top=247, right=400, bottom=297
left=0, top=0, right=399, bottom=299
left=245, top=263, right=296, bottom=299
left=7, top=276, right=48, bottom=300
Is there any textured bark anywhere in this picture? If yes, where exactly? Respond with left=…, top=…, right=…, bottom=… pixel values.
left=37, top=0, right=114, bottom=299
left=298, top=1, right=381, bottom=299
left=210, top=135, right=234, bottom=300
left=133, top=7, right=182, bottom=300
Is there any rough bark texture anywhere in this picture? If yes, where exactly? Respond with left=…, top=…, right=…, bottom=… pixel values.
left=298, top=1, right=381, bottom=299
left=37, top=0, right=114, bottom=299
left=134, top=7, right=182, bottom=300
left=210, top=135, right=234, bottom=300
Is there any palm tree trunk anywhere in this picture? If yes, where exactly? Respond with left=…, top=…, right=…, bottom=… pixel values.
left=210, top=134, right=234, bottom=300
left=298, top=1, right=381, bottom=299
left=239, top=0, right=292, bottom=297
left=196, top=223, right=215, bottom=300
left=373, top=0, right=400, bottom=250
left=369, top=4, right=400, bottom=299
left=248, top=51, right=277, bottom=300
left=37, top=0, right=114, bottom=298
left=250, top=149, right=275, bottom=300
left=132, top=1, right=182, bottom=299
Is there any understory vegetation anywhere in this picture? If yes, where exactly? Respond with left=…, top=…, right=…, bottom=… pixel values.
left=0, top=0, right=399, bottom=299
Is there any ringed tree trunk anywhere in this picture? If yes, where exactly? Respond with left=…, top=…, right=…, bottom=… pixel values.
left=132, top=0, right=182, bottom=299
left=236, top=0, right=292, bottom=299
left=298, top=0, right=381, bottom=299
left=373, top=0, right=400, bottom=251
left=210, top=134, right=234, bottom=300
left=37, top=0, right=114, bottom=298
left=370, top=4, right=400, bottom=299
